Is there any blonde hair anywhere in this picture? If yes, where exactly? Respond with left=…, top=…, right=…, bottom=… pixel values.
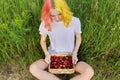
left=54, top=0, right=73, bottom=27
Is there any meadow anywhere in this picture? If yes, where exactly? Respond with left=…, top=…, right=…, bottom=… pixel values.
left=0, top=0, right=120, bottom=80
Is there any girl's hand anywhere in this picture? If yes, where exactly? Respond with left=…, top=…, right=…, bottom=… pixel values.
left=72, top=53, right=78, bottom=64
left=45, top=53, right=51, bottom=64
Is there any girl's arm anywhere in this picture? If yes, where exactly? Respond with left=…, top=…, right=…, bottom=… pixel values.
left=72, top=32, right=82, bottom=64
left=40, top=34, right=50, bottom=64
left=73, top=33, right=82, bottom=54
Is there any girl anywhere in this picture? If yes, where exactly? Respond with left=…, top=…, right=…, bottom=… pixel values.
left=29, top=0, right=94, bottom=80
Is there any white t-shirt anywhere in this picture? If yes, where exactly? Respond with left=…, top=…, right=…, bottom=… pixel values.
left=39, top=16, right=82, bottom=54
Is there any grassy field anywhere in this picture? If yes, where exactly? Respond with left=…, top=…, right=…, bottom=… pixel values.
left=0, top=0, right=120, bottom=80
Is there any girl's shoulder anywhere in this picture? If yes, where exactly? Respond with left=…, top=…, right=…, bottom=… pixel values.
left=71, top=16, right=81, bottom=23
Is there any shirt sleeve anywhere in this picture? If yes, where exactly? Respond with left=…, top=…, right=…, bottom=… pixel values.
left=39, top=21, right=48, bottom=34
left=74, top=18, right=82, bottom=34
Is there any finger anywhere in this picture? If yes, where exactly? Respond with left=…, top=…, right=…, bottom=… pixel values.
left=72, top=59, right=76, bottom=64
left=74, top=59, right=77, bottom=64
left=72, top=58, right=75, bottom=64
left=48, top=59, right=51, bottom=64
left=74, top=59, right=78, bottom=64
left=74, top=60, right=77, bottom=64
left=48, top=56, right=51, bottom=63
left=44, top=59, right=48, bottom=63
left=45, top=59, right=49, bottom=64
left=75, top=58, right=78, bottom=64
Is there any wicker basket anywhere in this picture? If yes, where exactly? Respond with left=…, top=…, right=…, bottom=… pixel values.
left=49, top=53, right=75, bottom=74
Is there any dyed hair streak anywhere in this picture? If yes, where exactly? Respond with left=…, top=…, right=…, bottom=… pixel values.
left=41, top=0, right=73, bottom=31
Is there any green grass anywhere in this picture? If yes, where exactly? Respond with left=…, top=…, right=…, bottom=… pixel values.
left=0, top=0, right=120, bottom=80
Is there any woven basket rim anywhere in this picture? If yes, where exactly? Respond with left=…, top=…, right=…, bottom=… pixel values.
left=49, top=65, right=75, bottom=74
